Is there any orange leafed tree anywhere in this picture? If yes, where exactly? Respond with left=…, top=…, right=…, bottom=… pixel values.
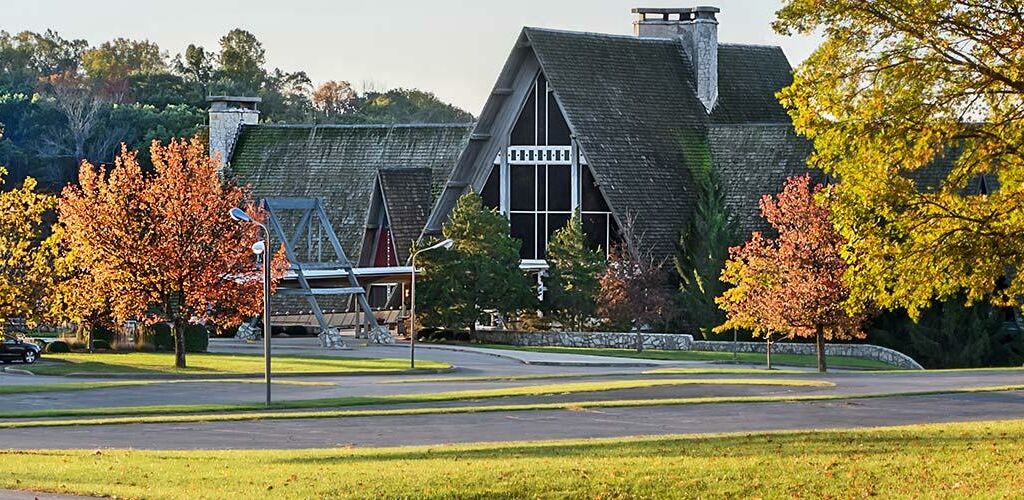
left=716, top=175, right=864, bottom=372
left=59, top=137, right=286, bottom=367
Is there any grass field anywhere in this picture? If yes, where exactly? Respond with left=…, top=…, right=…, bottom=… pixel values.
left=476, top=344, right=897, bottom=370
left=30, top=352, right=448, bottom=376
left=0, top=379, right=333, bottom=395
left=2, top=419, right=1022, bottom=498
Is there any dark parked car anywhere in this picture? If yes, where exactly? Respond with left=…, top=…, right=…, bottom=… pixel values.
left=1, top=335, right=42, bottom=364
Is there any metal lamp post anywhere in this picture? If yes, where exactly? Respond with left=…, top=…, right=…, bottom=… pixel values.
left=409, top=238, right=454, bottom=368
left=229, top=207, right=273, bottom=406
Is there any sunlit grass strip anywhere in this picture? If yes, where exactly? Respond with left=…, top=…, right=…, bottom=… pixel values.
left=0, top=379, right=334, bottom=395
left=5, top=419, right=1024, bottom=498
left=0, top=378, right=831, bottom=420
left=386, top=367, right=807, bottom=384
left=381, top=373, right=632, bottom=384
left=643, top=367, right=805, bottom=375
left=31, top=352, right=449, bottom=376
left=2, top=384, right=1022, bottom=430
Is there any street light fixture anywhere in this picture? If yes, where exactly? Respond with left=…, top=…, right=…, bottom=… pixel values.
left=229, top=207, right=273, bottom=406
left=409, top=238, right=454, bottom=368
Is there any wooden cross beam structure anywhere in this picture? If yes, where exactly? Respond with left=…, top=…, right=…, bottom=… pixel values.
left=263, top=197, right=393, bottom=346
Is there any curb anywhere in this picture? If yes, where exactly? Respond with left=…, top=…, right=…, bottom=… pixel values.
left=0, top=367, right=35, bottom=376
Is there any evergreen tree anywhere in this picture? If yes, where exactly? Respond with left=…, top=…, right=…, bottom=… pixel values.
left=417, top=192, right=535, bottom=333
left=675, top=163, right=736, bottom=339
left=869, top=298, right=1024, bottom=369
left=544, top=212, right=604, bottom=331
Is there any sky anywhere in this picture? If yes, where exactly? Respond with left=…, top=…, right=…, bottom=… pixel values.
left=2, top=0, right=822, bottom=113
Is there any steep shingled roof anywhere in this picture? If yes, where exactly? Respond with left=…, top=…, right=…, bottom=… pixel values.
left=712, top=44, right=794, bottom=124
left=523, top=28, right=711, bottom=258
left=229, top=123, right=471, bottom=262
left=378, top=167, right=433, bottom=263
left=708, top=124, right=819, bottom=238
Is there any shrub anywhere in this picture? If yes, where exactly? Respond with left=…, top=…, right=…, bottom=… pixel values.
left=91, top=339, right=111, bottom=350
left=44, top=341, right=71, bottom=353
left=113, top=341, right=136, bottom=352
left=416, top=328, right=471, bottom=343
left=91, top=326, right=115, bottom=344
left=185, top=325, right=209, bottom=353
left=149, top=323, right=209, bottom=353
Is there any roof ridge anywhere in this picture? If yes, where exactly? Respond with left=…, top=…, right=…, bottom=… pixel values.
left=710, top=122, right=795, bottom=128
left=241, top=123, right=475, bottom=130
left=719, top=42, right=784, bottom=50
left=523, top=26, right=677, bottom=44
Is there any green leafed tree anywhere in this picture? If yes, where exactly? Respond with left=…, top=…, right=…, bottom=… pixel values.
left=417, top=191, right=536, bottom=333
left=775, top=1, right=1024, bottom=317
left=544, top=212, right=605, bottom=331
left=675, top=163, right=736, bottom=339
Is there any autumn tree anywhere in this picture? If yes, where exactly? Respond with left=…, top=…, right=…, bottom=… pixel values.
left=717, top=176, right=864, bottom=372
left=775, top=1, right=1024, bottom=317
left=312, top=80, right=358, bottom=117
left=59, top=137, right=285, bottom=367
left=544, top=212, right=605, bottom=331
left=596, top=213, right=672, bottom=348
left=417, top=191, right=535, bottom=333
left=0, top=167, right=60, bottom=331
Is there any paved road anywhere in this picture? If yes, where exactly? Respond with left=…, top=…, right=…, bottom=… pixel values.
left=1, top=337, right=1023, bottom=450
left=2, top=390, right=1022, bottom=449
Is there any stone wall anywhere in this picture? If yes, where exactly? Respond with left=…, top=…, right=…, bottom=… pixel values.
left=690, top=340, right=923, bottom=370
left=469, top=330, right=924, bottom=370
left=470, top=330, right=694, bottom=351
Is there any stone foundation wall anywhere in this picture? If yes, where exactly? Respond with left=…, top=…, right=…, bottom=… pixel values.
left=470, top=330, right=694, bottom=351
left=470, top=330, right=923, bottom=370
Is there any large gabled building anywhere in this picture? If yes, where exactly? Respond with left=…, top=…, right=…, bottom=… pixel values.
left=424, top=7, right=814, bottom=261
left=212, top=6, right=821, bottom=323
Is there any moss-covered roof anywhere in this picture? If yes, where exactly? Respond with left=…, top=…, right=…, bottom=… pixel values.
left=229, top=123, right=471, bottom=262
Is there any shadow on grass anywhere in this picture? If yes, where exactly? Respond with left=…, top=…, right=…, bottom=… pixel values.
left=268, top=422, right=1020, bottom=465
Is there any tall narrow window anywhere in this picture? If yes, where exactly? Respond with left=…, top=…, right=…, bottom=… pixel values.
left=506, top=72, right=574, bottom=260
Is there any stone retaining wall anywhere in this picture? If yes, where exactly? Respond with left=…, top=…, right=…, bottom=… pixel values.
left=470, top=330, right=694, bottom=351
left=690, top=340, right=923, bottom=370
left=470, top=330, right=923, bottom=370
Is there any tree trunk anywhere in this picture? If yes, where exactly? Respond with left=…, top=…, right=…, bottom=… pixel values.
left=766, top=336, right=772, bottom=370
left=815, top=326, right=826, bottom=373
left=635, top=324, right=643, bottom=353
left=173, top=319, right=187, bottom=369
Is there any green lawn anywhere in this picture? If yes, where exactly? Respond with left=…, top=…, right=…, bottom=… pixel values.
left=0, top=379, right=332, bottom=395
left=2, top=419, right=1023, bottom=498
left=31, top=352, right=448, bottom=376
left=476, top=344, right=898, bottom=370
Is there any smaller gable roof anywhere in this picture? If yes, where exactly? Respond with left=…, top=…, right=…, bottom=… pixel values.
left=230, top=123, right=471, bottom=262
left=378, top=167, right=433, bottom=263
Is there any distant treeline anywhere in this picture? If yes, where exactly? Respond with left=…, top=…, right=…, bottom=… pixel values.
left=0, top=29, right=474, bottom=190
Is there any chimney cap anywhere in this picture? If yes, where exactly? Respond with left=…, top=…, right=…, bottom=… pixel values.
left=206, top=95, right=263, bottom=104
left=632, top=6, right=720, bottom=20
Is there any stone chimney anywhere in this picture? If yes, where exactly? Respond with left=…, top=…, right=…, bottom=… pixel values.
left=632, top=6, right=719, bottom=112
left=206, top=96, right=261, bottom=167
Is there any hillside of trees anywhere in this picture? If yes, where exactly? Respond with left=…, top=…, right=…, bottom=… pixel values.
left=0, top=29, right=474, bottom=191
